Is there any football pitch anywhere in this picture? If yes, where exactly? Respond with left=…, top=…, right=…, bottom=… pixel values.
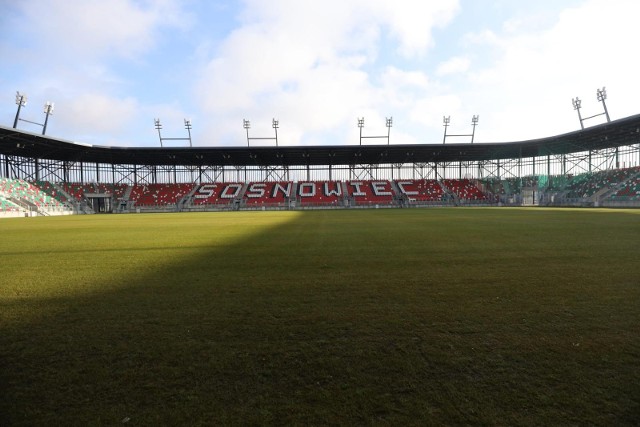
left=1, top=208, right=639, bottom=425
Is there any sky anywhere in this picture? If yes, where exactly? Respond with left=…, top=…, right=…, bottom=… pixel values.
left=1, top=0, right=639, bottom=148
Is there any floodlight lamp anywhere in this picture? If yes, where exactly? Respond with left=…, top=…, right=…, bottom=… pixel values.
left=472, top=115, right=479, bottom=125
left=154, top=118, right=162, bottom=129
left=272, top=118, right=279, bottom=129
left=15, top=91, right=27, bottom=106
left=184, top=118, right=192, bottom=129
left=243, top=119, right=250, bottom=129
left=358, top=117, right=364, bottom=128
left=572, top=97, right=581, bottom=110
left=44, top=101, right=54, bottom=114
left=443, top=116, right=450, bottom=125
left=597, top=87, right=607, bottom=102
left=386, top=117, right=393, bottom=127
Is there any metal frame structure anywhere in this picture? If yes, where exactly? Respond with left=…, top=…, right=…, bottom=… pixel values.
left=12, top=91, right=55, bottom=136
left=154, top=118, right=193, bottom=147
left=358, top=117, right=393, bottom=145
left=1, top=114, right=640, bottom=187
left=243, top=119, right=279, bottom=147
left=443, top=115, right=479, bottom=144
left=572, top=87, right=611, bottom=130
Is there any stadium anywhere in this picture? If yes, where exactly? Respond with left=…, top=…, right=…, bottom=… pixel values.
left=1, top=112, right=639, bottom=425
left=1, top=110, right=640, bottom=215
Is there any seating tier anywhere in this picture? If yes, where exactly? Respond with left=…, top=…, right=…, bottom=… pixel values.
left=346, top=180, right=395, bottom=205
left=443, top=179, right=488, bottom=200
left=129, top=184, right=193, bottom=206
left=297, top=181, right=343, bottom=205
left=244, top=182, right=293, bottom=205
left=395, top=179, right=445, bottom=201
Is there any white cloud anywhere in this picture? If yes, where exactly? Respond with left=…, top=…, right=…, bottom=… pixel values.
left=53, top=93, right=138, bottom=142
left=16, top=0, right=188, bottom=59
left=436, top=56, right=471, bottom=76
left=374, top=0, right=460, bottom=57
left=458, top=0, right=640, bottom=142
left=5, top=0, right=639, bottom=150
left=1, top=0, right=190, bottom=146
left=194, top=0, right=460, bottom=146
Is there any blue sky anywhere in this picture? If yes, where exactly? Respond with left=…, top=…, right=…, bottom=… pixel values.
left=1, top=0, right=639, bottom=148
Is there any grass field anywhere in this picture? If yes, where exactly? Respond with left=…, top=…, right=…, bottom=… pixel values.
left=1, top=208, right=639, bottom=425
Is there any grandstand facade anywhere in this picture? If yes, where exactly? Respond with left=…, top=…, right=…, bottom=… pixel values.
left=1, top=114, right=640, bottom=216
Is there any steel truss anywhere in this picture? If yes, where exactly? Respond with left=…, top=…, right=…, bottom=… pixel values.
left=1, top=144, right=639, bottom=185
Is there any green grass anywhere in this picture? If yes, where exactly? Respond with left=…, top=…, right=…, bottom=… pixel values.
left=1, top=208, right=639, bottom=425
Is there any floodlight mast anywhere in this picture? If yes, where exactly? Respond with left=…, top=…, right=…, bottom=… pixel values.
left=13, top=91, right=27, bottom=129
left=272, top=118, right=279, bottom=147
left=42, top=102, right=54, bottom=135
left=243, top=119, right=250, bottom=147
left=357, top=116, right=393, bottom=145
left=154, top=118, right=193, bottom=147
left=572, top=87, right=611, bottom=130
left=443, top=115, right=479, bottom=144
left=442, top=116, right=450, bottom=144
left=597, top=87, right=610, bottom=122
left=572, top=97, right=584, bottom=130
left=184, top=119, right=193, bottom=147
left=13, top=91, right=55, bottom=134
left=471, top=115, right=479, bottom=143
left=154, top=119, right=163, bottom=147
left=243, top=119, right=279, bottom=147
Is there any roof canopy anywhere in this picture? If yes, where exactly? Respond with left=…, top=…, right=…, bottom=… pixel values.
left=1, top=114, right=639, bottom=167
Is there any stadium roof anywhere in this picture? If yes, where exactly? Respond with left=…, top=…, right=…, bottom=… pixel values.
left=1, top=114, right=639, bottom=167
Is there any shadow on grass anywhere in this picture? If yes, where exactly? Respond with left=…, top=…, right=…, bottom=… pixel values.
left=1, top=209, right=639, bottom=425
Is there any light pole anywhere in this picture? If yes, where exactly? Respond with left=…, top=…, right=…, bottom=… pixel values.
left=243, top=119, right=279, bottom=146
left=572, top=97, right=584, bottom=130
left=154, top=118, right=163, bottom=147
left=442, top=115, right=478, bottom=144
left=42, top=101, right=55, bottom=135
left=154, top=118, right=193, bottom=147
left=386, top=117, right=393, bottom=145
left=442, top=116, right=450, bottom=144
left=243, top=119, right=251, bottom=147
left=184, top=119, right=193, bottom=147
left=13, top=92, right=55, bottom=134
left=357, top=116, right=395, bottom=145
left=597, top=87, right=610, bottom=122
left=272, top=118, right=279, bottom=147
left=572, top=87, right=612, bottom=130
left=13, top=91, right=27, bottom=129
left=471, top=115, right=479, bottom=143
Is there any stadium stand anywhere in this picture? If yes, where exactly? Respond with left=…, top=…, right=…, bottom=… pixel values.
left=442, top=179, right=489, bottom=201
left=346, top=180, right=395, bottom=206
left=4, top=167, right=640, bottom=214
left=63, top=182, right=127, bottom=201
left=34, top=181, right=70, bottom=203
left=0, top=178, right=76, bottom=216
left=0, top=196, right=20, bottom=212
left=63, top=183, right=87, bottom=201
left=605, top=167, right=640, bottom=201
left=611, top=176, right=640, bottom=200
left=395, top=179, right=446, bottom=202
left=244, top=181, right=293, bottom=207
left=297, top=181, right=344, bottom=206
left=2, top=113, right=640, bottom=212
left=564, top=169, right=635, bottom=199
left=191, top=183, right=241, bottom=206
left=129, top=183, right=193, bottom=207
left=1, top=178, right=62, bottom=208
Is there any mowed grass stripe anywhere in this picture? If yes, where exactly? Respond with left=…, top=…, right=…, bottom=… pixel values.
left=0, top=208, right=639, bottom=425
